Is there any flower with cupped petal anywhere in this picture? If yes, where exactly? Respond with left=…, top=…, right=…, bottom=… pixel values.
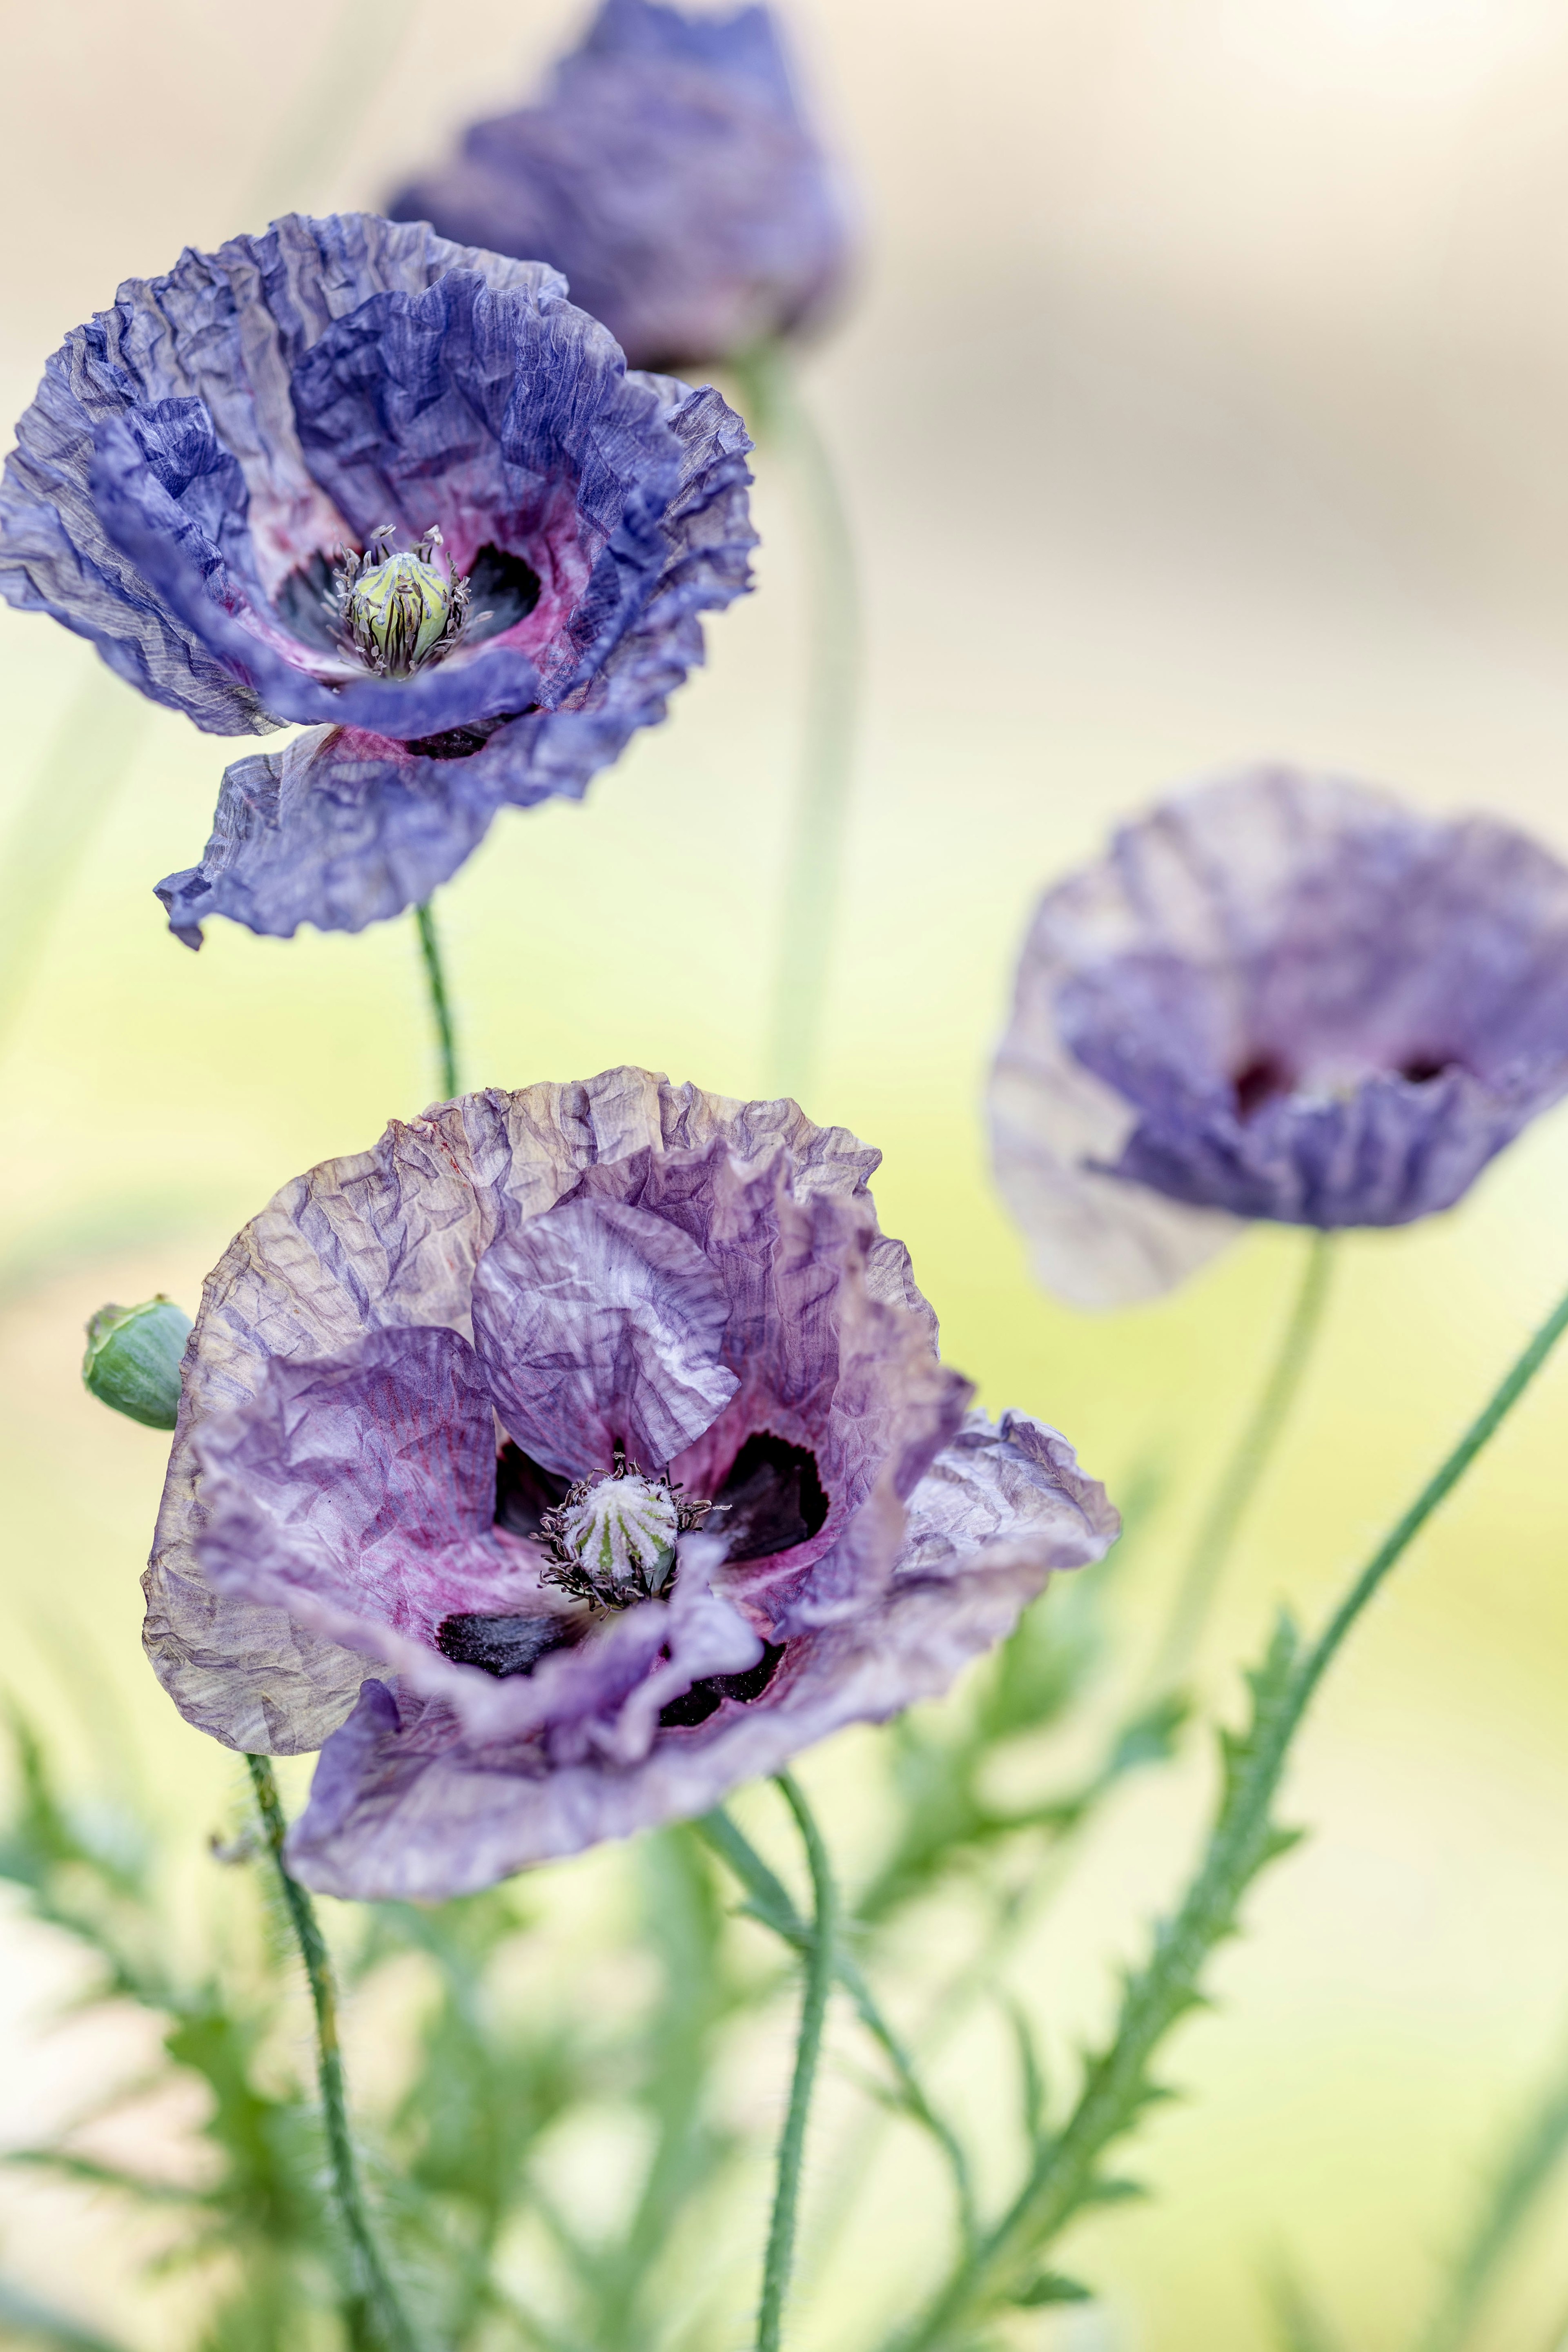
left=390, top=0, right=852, bottom=372
left=990, top=766, right=1568, bottom=1308
left=0, top=213, right=755, bottom=942
left=143, top=1069, right=1117, bottom=1900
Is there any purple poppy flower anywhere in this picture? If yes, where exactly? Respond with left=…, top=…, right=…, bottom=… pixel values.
left=143, top=1069, right=1116, bottom=1899
left=389, top=0, right=851, bottom=372
left=0, top=212, right=755, bottom=942
left=991, top=766, right=1568, bottom=1308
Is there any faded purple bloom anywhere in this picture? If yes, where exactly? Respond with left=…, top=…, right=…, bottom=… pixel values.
left=0, top=213, right=754, bottom=941
left=144, top=1069, right=1116, bottom=1899
left=991, top=767, right=1568, bottom=1307
left=390, top=0, right=851, bottom=372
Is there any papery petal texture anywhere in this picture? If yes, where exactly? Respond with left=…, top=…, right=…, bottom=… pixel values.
left=391, top=0, right=851, bottom=371
left=145, top=1069, right=1117, bottom=1893
left=991, top=766, right=1568, bottom=1307
left=0, top=215, right=754, bottom=938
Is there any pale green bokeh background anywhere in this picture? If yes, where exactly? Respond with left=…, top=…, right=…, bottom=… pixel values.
left=6, top=0, right=1568, bottom=2344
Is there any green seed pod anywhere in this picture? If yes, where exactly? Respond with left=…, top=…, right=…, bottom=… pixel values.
left=82, top=1295, right=192, bottom=1430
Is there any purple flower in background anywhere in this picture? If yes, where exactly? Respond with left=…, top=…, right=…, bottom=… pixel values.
left=990, top=767, right=1568, bottom=1309
left=390, top=0, right=851, bottom=372
left=0, top=213, right=754, bottom=942
left=144, top=1069, right=1116, bottom=1900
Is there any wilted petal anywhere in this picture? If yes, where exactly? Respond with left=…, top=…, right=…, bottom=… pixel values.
left=390, top=0, right=852, bottom=371
left=991, top=766, right=1568, bottom=1305
left=282, top=1412, right=1116, bottom=1900
left=471, top=1196, right=738, bottom=1475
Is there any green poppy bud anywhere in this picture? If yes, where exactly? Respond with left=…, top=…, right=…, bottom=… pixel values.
left=82, top=1295, right=192, bottom=1430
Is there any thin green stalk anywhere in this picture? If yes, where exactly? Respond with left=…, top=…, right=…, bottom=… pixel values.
left=735, top=343, right=860, bottom=1104
left=756, top=1774, right=838, bottom=2352
left=1153, top=1231, right=1336, bottom=1683
left=698, top=1807, right=976, bottom=2245
left=1415, top=2042, right=1568, bottom=2352
left=414, top=897, right=460, bottom=1098
left=245, top=1757, right=420, bottom=2352
left=885, top=1273, right=1568, bottom=2352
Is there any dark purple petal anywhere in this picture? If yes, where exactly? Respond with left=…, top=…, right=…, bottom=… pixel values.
left=153, top=382, right=755, bottom=941
left=390, top=0, right=851, bottom=371
left=991, top=766, right=1568, bottom=1304
left=470, top=1196, right=738, bottom=1476
left=1, top=214, right=755, bottom=938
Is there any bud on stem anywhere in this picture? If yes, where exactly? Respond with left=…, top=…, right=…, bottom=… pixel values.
left=82, top=1296, right=192, bottom=1429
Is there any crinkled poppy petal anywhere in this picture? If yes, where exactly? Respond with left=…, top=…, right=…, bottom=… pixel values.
left=154, top=726, right=512, bottom=945
left=150, top=380, right=755, bottom=941
left=2, top=214, right=755, bottom=936
left=0, top=216, right=567, bottom=731
left=281, top=1410, right=1117, bottom=1900
left=191, top=1325, right=551, bottom=1675
left=145, top=1072, right=885, bottom=1754
left=471, top=1196, right=738, bottom=1476
left=991, top=765, right=1568, bottom=1306
left=390, top=0, right=851, bottom=371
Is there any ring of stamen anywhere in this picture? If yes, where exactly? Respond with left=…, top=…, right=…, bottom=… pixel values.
left=538, top=1452, right=719, bottom=1610
left=330, top=523, right=472, bottom=678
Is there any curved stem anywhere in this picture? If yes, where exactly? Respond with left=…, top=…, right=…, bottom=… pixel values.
left=736, top=343, right=861, bottom=1105
left=246, top=1757, right=420, bottom=2352
left=885, top=1272, right=1568, bottom=2352
left=756, top=1773, right=838, bottom=2352
left=698, top=1806, right=977, bottom=2246
left=1153, top=1231, right=1335, bottom=1683
left=414, top=898, right=460, bottom=1098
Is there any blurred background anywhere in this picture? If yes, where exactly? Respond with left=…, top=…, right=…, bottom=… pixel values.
left=7, top=0, right=1568, bottom=2344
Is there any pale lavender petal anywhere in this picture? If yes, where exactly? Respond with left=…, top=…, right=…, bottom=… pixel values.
left=470, top=1196, right=738, bottom=1476
left=991, top=766, right=1568, bottom=1305
left=282, top=1412, right=1116, bottom=1900
left=146, top=1071, right=886, bottom=1752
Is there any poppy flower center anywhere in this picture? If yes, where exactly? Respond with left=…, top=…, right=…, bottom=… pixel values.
left=539, top=1454, right=717, bottom=1610
left=334, top=523, right=471, bottom=677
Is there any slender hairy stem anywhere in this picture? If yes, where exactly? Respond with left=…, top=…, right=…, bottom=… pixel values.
left=1153, top=1231, right=1336, bottom=1682
left=246, top=1757, right=419, bottom=2352
left=1415, top=2042, right=1568, bottom=2352
left=698, top=1808, right=976, bottom=2245
left=756, top=1775, right=838, bottom=2352
left=885, top=1274, right=1568, bottom=2352
left=734, top=343, right=860, bottom=1104
left=414, top=898, right=460, bottom=1098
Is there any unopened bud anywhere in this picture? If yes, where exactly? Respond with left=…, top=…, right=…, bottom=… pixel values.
left=82, top=1296, right=192, bottom=1430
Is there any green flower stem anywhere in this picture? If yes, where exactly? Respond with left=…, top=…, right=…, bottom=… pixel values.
left=733, top=342, right=860, bottom=1105
left=886, top=1272, right=1568, bottom=2352
left=1152, top=1230, right=1336, bottom=1684
left=756, top=1774, right=838, bottom=2352
left=1414, top=2040, right=1568, bottom=2352
left=245, top=1757, right=420, bottom=2352
left=698, top=1807, right=977, bottom=2245
left=414, top=897, right=460, bottom=1098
